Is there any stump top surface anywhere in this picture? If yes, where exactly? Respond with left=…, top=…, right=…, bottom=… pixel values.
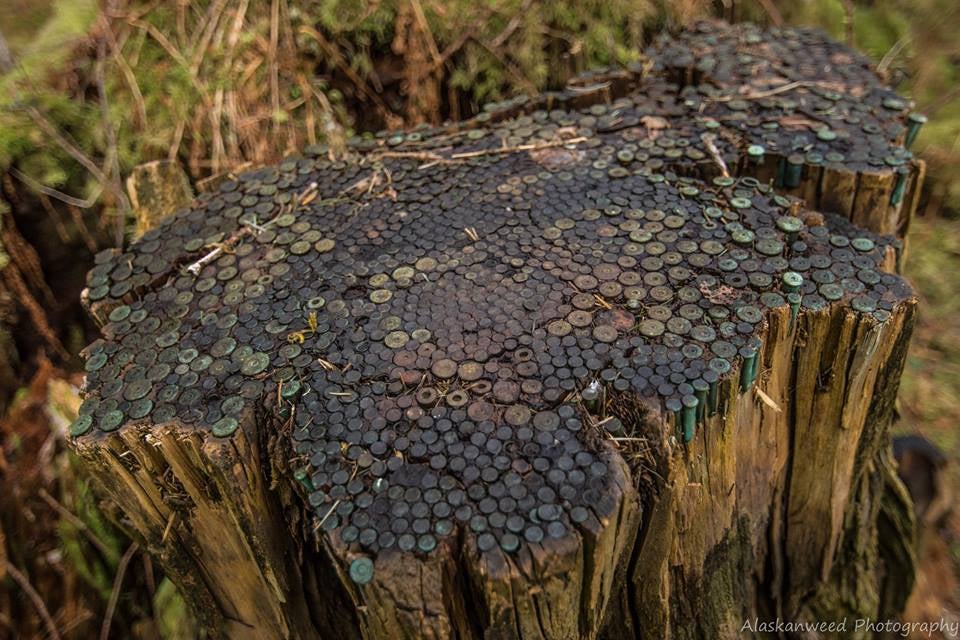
left=74, top=22, right=915, bottom=572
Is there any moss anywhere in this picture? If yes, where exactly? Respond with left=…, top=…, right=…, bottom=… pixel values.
left=153, top=578, right=197, bottom=640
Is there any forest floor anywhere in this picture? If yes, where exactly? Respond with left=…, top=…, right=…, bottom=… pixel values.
left=900, top=217, right=960, bottom=467
left=896, top=215, right=960, bottom=632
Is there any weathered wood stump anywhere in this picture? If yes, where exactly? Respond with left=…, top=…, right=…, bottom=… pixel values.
left=126, top=159, right=195, bottom=239
left=71, top=22, right=922, bottom=639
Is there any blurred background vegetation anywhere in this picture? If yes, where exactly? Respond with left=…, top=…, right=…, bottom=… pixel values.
left=0, top=0, right=957, bottom=637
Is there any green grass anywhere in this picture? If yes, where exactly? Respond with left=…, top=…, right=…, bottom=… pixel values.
left=896, top=215, right=960, bottom=606
left=897, top=217, right=960, bottom=454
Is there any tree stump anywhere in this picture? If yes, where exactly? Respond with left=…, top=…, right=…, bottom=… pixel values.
left=126, top=160, right=195, bottom=239
left=71, top=22, right=923, bottom=639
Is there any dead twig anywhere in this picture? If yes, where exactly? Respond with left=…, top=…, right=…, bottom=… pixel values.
left=36, top=193, right=72, bottom=244
left=96, top=35, right=132, bottom=247
left=20, top=105, right=111, bottom=188
left=704, top=80, right=831, bottom=102
left=316, top=358, right=337, bottom=372
left=700, top=133, right=730, bottom=178
left=188, top=0, right=228, bottom=75
left=168, top=118, right=186, bottom=162
left=67, top=203, right=100, bottom=254
left=8, top=167, right=102, bottom=209
left=408, top=0, right=442, bottom=67
left=491, top=0, right=536, bottom=48
left=186, top=241, right=229, bottom=275
left=375, top=149, right=448, bottom=164
left=99, top=16, right=147, bottom=129
left=755, top=386, right=782, bottom=413
left=592, top=416, right=616, bottom=429
left=3, top=560, right=62, bottom=640
left=450, top=136, right=586, bottom=159
left=468, top=35, right=537, bottom=94
left=268, top=0, right=281, bottom=122
left=876, top=36, right=909, bottom=77
left=125, top=17, right=212, bottom=107
left=161, top=512, right=176, bottom=544
left=99, top=542, right=139, bottom=640
left=315, top=499, right=341, bottom=531
left=38, top=488, right=114, bottom=559
left=371, top=136, right=587, bottom=171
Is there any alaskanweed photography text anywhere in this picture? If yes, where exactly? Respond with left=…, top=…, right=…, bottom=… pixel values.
left=740, top=617, right=960, bottom=637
